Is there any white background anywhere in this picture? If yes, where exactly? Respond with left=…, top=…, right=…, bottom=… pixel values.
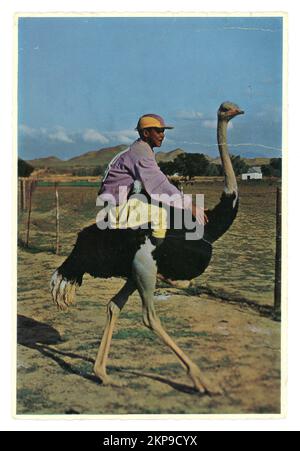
left=1, top=0, right=299, bottom=432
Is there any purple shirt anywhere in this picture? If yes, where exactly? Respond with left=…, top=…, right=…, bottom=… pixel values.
left=98, top=139, right=191, bottom=209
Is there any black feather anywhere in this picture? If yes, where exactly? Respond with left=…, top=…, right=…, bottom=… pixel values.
left=56, top=191, right=238, bottom=283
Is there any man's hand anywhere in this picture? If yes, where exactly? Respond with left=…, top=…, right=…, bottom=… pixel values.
left=191, top=204, right=209, bottom=225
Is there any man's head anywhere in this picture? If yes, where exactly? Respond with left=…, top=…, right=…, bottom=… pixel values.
left=136, top=114, right=174, bottom=149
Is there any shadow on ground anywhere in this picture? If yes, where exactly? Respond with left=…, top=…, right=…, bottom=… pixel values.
left=17, top=315, right=99, bottom=383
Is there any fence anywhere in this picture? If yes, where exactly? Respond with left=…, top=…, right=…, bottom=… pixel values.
left=274, top=187, right=282, bottom=320
left=18, top=178, right=282, bottom=319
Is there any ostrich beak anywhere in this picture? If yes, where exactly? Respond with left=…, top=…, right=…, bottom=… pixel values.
left=227, top=108, right=244, bottom=118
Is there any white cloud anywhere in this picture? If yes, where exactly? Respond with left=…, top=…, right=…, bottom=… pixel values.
left=175, top=110, right=204, bottom=120
left=202, top=119, right=233, bottom=129
left=19, top=124, right=38, bottom=137
left=82, top=129, right=109, bottom=144
left=48, top=127, right=74, bottom=143
left=202, top=119, right=217, bottom=129
left=107, top=129, right=137, bottom=145
left=20, top=124, right=74, bottom=142
left=19, top=124, right=138, bottom=147
left=19, top=124, right=50, bottom=138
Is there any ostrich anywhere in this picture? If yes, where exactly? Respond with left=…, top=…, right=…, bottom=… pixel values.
left=50, top=101, right=244, bottom=394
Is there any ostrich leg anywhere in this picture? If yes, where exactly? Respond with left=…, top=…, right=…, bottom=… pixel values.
left=132, top=239, right=218, bottom=394
left=94, top=278, right=136, bottom=385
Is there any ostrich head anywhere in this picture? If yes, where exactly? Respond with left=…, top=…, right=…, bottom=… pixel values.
left=218, top=101, right=244, bottom=121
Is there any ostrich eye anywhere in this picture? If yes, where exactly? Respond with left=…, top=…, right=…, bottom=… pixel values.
left=220, top=103, right=230, bottom=112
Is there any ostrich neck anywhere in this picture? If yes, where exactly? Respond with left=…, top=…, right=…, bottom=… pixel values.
left=217, top=119, right=238, bottom=194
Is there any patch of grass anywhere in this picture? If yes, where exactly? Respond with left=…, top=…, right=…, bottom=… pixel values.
left=113, top=328, right=154, bottom=341
left=149, top=362, right=180, bottom=373
left=251, top=405, right=280, bottom=414
left=104, top=402, right=130, bottom=414
left=129, top=405, right=165, bottom=414
left=195, top=356, right=214, bottom=367
left=120, top=311, right=141, bottom=322
left=76, top=360, right=93, bottom=375
left=127, top=382, right=145, bottom=390
left=218, top=355, right=232, bottom=368
left=76, top=341, right=99, bottom=351
left=18, top=364, right=39, bottom=374
left=17, top=286, right=37, bottom=294
left=59, top=333, right=75, bottom=343
left=172, top=330, right=209, bottom=338
left=17, top=387, right=58, bottom=414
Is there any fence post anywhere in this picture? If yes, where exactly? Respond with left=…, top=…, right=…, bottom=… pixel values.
left=55, top=182, right=60, bottom=255
left=22, top=178, right=27, bottom=211
left=25, top=180, right=34, bottom=247
left=274, top=186, right=282, bottom=320
left=18, top=178, right=22, bottom=212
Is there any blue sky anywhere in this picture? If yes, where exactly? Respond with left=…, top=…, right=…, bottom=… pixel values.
left=18, top=16, right=283, bottom=160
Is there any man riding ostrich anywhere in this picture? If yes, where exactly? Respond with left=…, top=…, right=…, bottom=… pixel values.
left=50, top=102, right=244, bottom=394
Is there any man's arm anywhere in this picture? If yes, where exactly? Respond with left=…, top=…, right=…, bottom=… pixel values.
left=135, top=157, right=183, bottom=200
left=135, top=157, right=208, bottom=224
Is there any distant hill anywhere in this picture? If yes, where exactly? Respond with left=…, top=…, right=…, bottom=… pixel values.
left=156, top=148, right=185, bottom=163
left=211, top=156, right=272, bottom=167
left=27, top=145, right=128, bottom=170
left=26, top=145, right=273, bottom=175
left=27, top=145, right=184, bottom=173
left=67, top=145, right=128, bottom=167
left=27, top=156, right=65, bottom=168
left=244, top=157, right=272, bottom=167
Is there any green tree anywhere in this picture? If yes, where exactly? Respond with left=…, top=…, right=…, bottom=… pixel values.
left=205, top=163, right=221, bottom=176
left=171, top=153, right=210, bottom=178
left=158, top=161, right=177, bottom=176
left=230, top=155, right=249, bottom=175
left=261, top=164, right=273, bottom=176
left=261, top=158, right=282, bottom=177
left=270, top=158, right=282, bottom=177
left=18, top=158, right=34, bottom=177
left=92, top=165, right=104, bottom=176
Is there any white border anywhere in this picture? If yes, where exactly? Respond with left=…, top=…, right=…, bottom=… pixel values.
left=1, top=0, right=298, bottom=432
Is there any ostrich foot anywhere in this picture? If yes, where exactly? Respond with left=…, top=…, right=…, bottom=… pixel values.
left=189, top=367, right=222, bottom=395
left=157, top=273, right=191, bottom=289
left=94, top=368, right=125, bottom=387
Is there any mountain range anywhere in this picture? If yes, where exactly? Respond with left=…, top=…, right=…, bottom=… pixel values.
left=26, top=145, right=271, bottom=172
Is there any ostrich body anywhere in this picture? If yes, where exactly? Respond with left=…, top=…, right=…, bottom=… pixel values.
left=50, top=102, right=244, bottom=393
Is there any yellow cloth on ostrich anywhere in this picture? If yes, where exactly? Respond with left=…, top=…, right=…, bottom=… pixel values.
left=107, top=196, right=168, bottom=239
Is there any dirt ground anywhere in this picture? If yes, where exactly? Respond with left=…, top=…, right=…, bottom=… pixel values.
left=16, top=180, right=282, bottom=416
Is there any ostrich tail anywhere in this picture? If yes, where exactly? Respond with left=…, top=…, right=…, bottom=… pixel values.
left=50, top=269, right=79, bottom=311
left=49, top=224, right=96, bottom=310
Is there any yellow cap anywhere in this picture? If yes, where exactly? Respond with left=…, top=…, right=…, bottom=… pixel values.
left=135, top=114, right=174, bottom=130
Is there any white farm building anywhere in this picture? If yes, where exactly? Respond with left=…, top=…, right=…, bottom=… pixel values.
left=241, top=166, right=263, bottom=181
